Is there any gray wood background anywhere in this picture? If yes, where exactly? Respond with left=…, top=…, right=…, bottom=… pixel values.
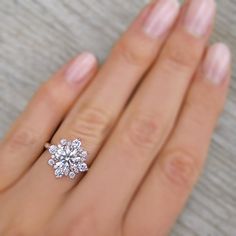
left=0, top=0, right=235, bottom=235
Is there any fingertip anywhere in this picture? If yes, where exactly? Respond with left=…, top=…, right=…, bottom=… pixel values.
left=202, top=43, right=231, bottom=85
left=65, top=52, right=98, bottom=84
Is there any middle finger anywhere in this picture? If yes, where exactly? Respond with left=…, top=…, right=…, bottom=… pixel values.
left=51, top=0, right=216, bottom=234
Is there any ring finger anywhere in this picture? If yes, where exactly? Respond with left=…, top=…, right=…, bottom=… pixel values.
left=0, top=52, right=97, bottom=191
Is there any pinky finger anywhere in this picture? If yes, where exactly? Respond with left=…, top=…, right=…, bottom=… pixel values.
left=0, top=52, right=97, bottom=191
left=124, top=43, right=231, bottom=236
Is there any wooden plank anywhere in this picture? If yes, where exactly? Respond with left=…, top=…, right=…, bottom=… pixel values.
left=0, top=0, right=235, bottom=235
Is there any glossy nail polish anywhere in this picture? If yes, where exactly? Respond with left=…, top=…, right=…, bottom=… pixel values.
left=184, top=0, right=215, bottom=37
left=203, top=43, right=231, bottom=85
left=143, top=0, right=180, bottom=38
left=66, top=53, right=96, bottom=83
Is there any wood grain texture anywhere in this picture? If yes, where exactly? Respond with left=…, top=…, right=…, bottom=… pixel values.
left=0, top=0, right=235, bottom=235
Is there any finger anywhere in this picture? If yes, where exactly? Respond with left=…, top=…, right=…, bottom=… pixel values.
left=124, top=43, right=231, bottom=236
left=7, top=1, right=180, bottom=232
left=0, top=52, right=97, bottom=190
left=48, top=0, right=216, bottom=234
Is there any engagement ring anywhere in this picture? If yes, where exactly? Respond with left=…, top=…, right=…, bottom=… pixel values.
left=45, top=139, right=88, bottom=179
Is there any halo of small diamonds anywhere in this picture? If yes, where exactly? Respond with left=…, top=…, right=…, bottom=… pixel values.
left=46, top=139, right=88, bottom=179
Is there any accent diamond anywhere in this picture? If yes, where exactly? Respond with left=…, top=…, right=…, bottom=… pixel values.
left=78, top=163, right=88, bottom=172
left=48, top=159, right=55, bottom=166
left=49, top=145, right=57, bottom=154
left=72, top=139, right=81, bottom=147
left=69, top=172, right=76, bottom=179
left=60, top=139, right=67, bottom=146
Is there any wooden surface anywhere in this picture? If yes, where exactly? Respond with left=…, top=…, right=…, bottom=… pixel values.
left=0, top=0, right=235, bottom=235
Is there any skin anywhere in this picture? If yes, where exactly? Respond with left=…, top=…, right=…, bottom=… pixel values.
left=0, top=0, right=231, bottom=235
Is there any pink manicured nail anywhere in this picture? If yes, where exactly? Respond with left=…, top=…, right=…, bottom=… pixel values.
left=203, top=43, right=231, bottom=85
left=184, top=0, right=215, bottom=37
left=66, top=53, right=96, bottom=83
left=143, top=0, right=180, bottom=38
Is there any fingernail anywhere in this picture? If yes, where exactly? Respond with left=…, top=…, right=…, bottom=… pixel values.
left=65, top=53, right=96, bottom=83
left=203, top=43, right=231, bottom=85
left=184, top=0, right=215, bottom=37
left=143, top=0, right=180, bottom=38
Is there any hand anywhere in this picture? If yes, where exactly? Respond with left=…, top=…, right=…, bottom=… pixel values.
left=0, top=0, right=231, bottom=235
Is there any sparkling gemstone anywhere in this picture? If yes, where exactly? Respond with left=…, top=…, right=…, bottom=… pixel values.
left=55, top=152, right=61, bottom=159
left=63, top=165, right=70, bottom=175
left=49, top=145, right=57, bottom=154
left=48, top=159, right=55, bottom=166
left=78, top=163, right=88, bottom=172
left=80, top=157, right=86, bottom=162
left=60, top=139, right=67, bottom=146
left=71, top=164, right=79, bottom=173
left=64, top=168, right=70, bottom=176
left=55, top=168, right=63, bottom=178
left=69, top=149, right=77, bottom=156
left=54, top=161, right=63, bottom=169
left=57, top=149, right=66, bottom=156
left=69, top=172, right=76, bottom=179
left=81, top=150, right=88, bottom=158
left=71, top=156, right=81, bottom=162
left=72, top=139, right=81, bottom=147
left=65, top=146, right=71, bottom=155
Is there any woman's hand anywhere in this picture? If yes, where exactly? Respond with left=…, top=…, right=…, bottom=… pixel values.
left=0, top=0, right=231, bottom=235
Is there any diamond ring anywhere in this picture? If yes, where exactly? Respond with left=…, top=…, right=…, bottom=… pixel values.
left=45, top=138, right=88, bottom=179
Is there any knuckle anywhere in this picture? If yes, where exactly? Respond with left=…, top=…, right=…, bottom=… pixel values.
left=185, top=95, right=221, bottom=128
left=124, top=223, right=158, bottom=236
left=6, top=128, right=36, bottom=150
left=69, top=106, right=112, bottom=143
left=161, top=148, right=200, bottom=189
left=5, top=224, right=27, bottom=236
left=38, top=83, right=61, bottom=113
left=65, top=206, right=99, bottom=236
left=124, top=113, right=162, bottom=150
left=164, top=45, right=198, bottom=71
left=115, top=38, right=154, bottom=67
left=39, top=83, right=55, bottom=103
left=202, top=92, right=223, bottom=115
